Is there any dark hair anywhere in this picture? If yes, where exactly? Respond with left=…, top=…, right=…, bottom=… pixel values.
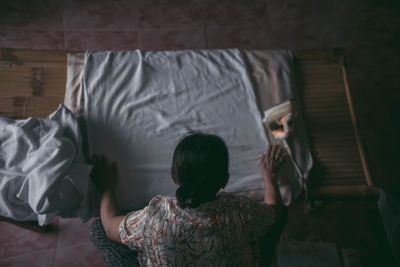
left=172, top=132, right=229, bottom=209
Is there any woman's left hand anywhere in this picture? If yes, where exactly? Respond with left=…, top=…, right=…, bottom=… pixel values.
left=89, top=154, right=118, bottom=193
left=259, top=144, right=286, bottom=185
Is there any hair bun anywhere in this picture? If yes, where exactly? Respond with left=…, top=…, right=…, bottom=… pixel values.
left=172, top=132, right=229, bottom=209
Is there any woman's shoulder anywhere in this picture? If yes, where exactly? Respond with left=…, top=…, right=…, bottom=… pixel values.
left=148, top=195, right=180, bottom=212
left=148, top=195, right=173, bottom=206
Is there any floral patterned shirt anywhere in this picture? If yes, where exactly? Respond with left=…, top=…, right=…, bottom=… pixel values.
left=119, top=192, right=275, bottom=266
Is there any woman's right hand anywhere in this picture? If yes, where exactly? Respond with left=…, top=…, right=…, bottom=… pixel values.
left=259, top=144, right=286, bottom=185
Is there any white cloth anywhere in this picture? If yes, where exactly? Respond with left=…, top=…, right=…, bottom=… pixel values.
left=82, top=49, right=270, bottom=210
left=0, top=105, right=92, bottom=225
left=66, top=49, right=313, bottom=209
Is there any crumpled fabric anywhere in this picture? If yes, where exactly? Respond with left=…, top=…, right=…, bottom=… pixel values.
left=0, top=104, right=92, bottom=225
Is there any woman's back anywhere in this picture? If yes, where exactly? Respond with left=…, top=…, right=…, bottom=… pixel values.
left=89, top=132, right=287, bottom=266
left=120, top=192, right=275, bottom=266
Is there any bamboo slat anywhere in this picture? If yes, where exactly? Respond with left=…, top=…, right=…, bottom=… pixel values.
left=0, top=48, right=67, bottom=63
left=0, top=61, right=67, bottom=98
left=309, top=185, right=378, bottom=200
left=0, top=96, right=27, bottom=118
left=293, top=49, right=372, bottom=193
left=0, top=64, right=33, bottom=96
left=25, top=96, right=64, bottom=118
left=321, top=180, right=367, bottom=186
left=292, top=49, right=337, bottom=60
left=340, top=57, right=373, bottom=186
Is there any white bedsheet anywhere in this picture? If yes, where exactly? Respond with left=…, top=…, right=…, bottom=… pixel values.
left=0, top=105, right=93, bottom=225
left=81, top=49, right=310, bottom=210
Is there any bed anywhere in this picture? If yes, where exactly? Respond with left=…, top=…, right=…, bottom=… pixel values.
left=0, top=48, right=377, bottom=229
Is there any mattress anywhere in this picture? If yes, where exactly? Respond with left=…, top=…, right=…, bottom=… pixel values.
left=65, top=49, right=313, bottom=211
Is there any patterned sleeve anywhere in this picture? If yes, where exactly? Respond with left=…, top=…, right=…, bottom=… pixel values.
left=236, top=196, right=276, bottom=242
left=119, top=203, right=151, bottom=250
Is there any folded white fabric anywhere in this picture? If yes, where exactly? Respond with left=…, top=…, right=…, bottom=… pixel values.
left=0, top=105, right=92, bottom=225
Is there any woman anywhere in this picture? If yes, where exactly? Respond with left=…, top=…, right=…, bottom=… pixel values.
left=89, top=132, right=287, bottom=266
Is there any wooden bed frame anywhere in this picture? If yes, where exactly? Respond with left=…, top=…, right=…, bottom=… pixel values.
left=0, top=48, right=378, bottom=231
left=291, top=49, right=377, bottom=200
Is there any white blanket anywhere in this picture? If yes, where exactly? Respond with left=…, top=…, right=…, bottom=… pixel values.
left=82, top=49, right=310, bottom=210
left=0, top=105, right=92, bottom=225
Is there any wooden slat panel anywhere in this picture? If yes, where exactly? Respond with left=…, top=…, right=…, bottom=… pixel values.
left=25, top=96, right=64, bottom=118
left=0, top=48, right=67, bottom=63
left=322, top=180, right=366, bottom=186
left=292, top=49, right=337, bottom=60
left=0, top=49, right=67, bottom=119
left=0, top=96, right=27, bottom=118
left=0, top=62, right=33, bottom=96
left=309, top=185, right=378, bottom=200
left=294, top=49, right=369, bottom=191
left=0, top=61, right=66, bottom=98
left=340, top=58, right=373, bottom=186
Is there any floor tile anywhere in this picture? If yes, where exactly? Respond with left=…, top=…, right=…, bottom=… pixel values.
left=64, top=31, right=138, bottom=51
left=63, top=0, right=139, bottom=30
left=0, top=0, right=63, bottom=30
left=138, top=28, right=206, bottom=50
left=0, top=30, right=64, bottom=50
left=54, top=243, right=107, bottom=267
left=339, top=11, right=399, bottom=72
left=56, top=218, right=97, bottom=249
left=0, top=249, right=55, bottom=267
left=339, top=12, right=398, bottom=45
left=346, top=49, right=400, bottom=90
left=137, top=0, right=206, bottom=29
left=269, top=18, right=342, bottom=49
left=204, top=0, right=268, bottom=27
left=332, top=0, right=399, bottom=17
left=206, top=26, right=274, bottom=49
left=266, top=0, right=341, bottom=49
left=0, top=221, right=58, bottom=258
left=266, top=0, right=334, bottom=22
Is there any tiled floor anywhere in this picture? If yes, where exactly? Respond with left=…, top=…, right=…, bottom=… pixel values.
left=0, top=0, right=399, bottom=266
left=0, top=218, right=106, bottom=267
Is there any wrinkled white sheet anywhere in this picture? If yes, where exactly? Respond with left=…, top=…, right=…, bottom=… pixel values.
left=0, top=105, right=92, bottom=225
left=80, top=49, right=311, bottom=210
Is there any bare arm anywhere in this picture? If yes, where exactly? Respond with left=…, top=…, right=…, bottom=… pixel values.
left=100, top=190, right=125, bottom=243
left=259, top=145, right=286, bottom=206
left=259, top=145, right=288, bottom=266
left=91, top=155, right=125, bottom=243
left=263, top=179, right=282, bottom=206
